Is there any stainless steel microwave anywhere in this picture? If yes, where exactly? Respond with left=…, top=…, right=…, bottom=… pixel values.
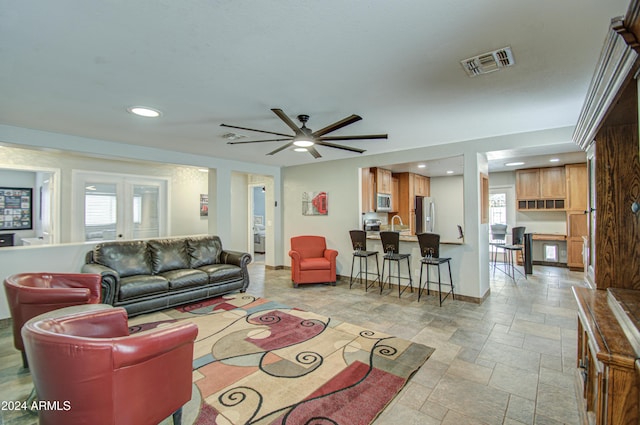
left=376, top=193, right=392, bottom=212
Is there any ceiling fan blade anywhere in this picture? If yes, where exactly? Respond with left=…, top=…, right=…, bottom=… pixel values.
left=315, top=141, right=366, bottom=154
left=312, top=114, right=362, bottom=137
left=318, top=134, right=388, bottom=141
left=307, top=146, right=322, bottom=158
left=220, top=123, right=292, bottom=138
left=227, top=138, right=292, bottom=144
left=266, top=141, right=295, bottom=156
left=271, top=109, right=303, bottom=135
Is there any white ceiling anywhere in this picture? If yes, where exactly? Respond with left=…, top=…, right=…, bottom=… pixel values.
left=0, top=1, right=630, bottom=168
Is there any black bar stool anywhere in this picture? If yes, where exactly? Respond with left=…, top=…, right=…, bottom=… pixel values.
left=348, top=230, right=380, bottom=291
left=379, top=231, right=413, bottom=297
left=490, top=224, right=507, bottom=271
left=417, top=232, right=454, bottom=306
left=502, top=226, right=527, bottom=281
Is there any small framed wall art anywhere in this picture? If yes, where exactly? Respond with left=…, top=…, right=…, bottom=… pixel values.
left=302, top=191, right=328, bottom=216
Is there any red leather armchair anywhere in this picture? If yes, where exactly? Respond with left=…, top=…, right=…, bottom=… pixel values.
left=289, top=235, right=338, bottom=287
left=3, top=272, right=102, bottom=368
left=22, top=304, right=198, bottom=425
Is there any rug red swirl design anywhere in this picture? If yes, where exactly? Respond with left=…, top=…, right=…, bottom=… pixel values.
left=128, top=294, right=434, bottom=425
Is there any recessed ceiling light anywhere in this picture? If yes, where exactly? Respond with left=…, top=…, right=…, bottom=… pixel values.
left=505, top=161, right=525, bottom=166
left=417, top=164, right=426, bottom=168
left=294, top=147, right=308, bottom=152
left=549, top=158, right=560, bottom=162
left=127, top=106, right=161, bottom=118
left=446, top=170, right=454, bottom=174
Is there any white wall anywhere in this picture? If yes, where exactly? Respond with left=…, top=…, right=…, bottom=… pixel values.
left=230, top=172, right=249, bottom=252
left=516, top=210, right=567, bottom=234
left=430, top=175, right=464, bottom=242
left=0, top=146, right=210, bottom=241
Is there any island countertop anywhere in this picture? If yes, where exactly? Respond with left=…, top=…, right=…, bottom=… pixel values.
left=366, top=232, right=464, bottom=245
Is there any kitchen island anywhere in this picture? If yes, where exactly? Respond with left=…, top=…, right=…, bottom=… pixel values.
left=363, top=232, right=477, bottom=303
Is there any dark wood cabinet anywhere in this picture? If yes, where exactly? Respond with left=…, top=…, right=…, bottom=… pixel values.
left=572, top=1, right=640, bottom=423
left=574, top=287, right=639, bottom=425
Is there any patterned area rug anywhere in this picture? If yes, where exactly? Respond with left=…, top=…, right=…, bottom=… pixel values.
left=129, top=294, right=434, bottom=425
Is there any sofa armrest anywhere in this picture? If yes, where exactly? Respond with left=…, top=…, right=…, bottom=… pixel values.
left=81, top=264, right=120, bottom=306
left=220, top=250, right=252, bottom=292
left=220, top=250, right=252, bottom=267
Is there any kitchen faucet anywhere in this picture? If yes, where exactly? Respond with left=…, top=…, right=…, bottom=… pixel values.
left=391, top=215, right=403, bottom=231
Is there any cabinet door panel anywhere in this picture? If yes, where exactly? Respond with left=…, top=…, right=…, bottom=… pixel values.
left=540, top=167, right=566, bottom=198
left=516, top=169, right=540, bottom=198
left=566, top=163, right=588, bottom=211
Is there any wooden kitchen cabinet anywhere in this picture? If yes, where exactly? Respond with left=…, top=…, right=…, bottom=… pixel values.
left=391, top=176, right=399, bottom=213
left=516, top=168, right=541, bottom=199
left=372, top=167, right=392, bottom=194
left=394, top=172, right=431, bottom=234
left=516, top=166, right=567, bottom=210
left=566, top=163, right=588, bottom=212
left=565, top=164, right=588, bottom=271
left=540, top=166, right=566, bottom=198
left=361, top=168, right=375, bottom=213
left=567, top=211, right=588, bottom=270
left=414, top=174, right=430, bottom=197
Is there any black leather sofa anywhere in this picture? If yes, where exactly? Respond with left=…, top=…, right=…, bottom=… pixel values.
left=81, top=235, right=251, bottom=316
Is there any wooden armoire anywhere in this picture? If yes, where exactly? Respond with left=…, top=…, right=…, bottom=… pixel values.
left=572, top=1, right=640, bottom=424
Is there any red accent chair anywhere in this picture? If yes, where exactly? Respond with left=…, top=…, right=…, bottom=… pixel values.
left=22, top=304, right=198, bottom=425
left=289, top=235, right=338, bottom=287
left=3, top=272, right=102, bottom=368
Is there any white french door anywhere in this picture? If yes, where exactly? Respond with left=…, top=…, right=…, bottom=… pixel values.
left=72, top=171, right=168, bottom=242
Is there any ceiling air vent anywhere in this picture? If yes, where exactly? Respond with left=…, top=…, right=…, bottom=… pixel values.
left=461, top=46, right=515, bottom=77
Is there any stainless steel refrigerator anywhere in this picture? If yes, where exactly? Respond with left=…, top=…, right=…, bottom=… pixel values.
left=415, top=196, right=435, bottom=234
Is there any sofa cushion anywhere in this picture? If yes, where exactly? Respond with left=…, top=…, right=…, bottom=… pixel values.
left=299, top=258, right=331, bottom=271
left=160, top=269, right=209, bottom=290
left=94, top=241, right=151, bottom=278
left=198, top=264, right=242, bottom=282
left=119, top=275, right=169, bottom=301
left=187, top=236, right=222, bottom=268
left=148, top=239, right=190, bottom=274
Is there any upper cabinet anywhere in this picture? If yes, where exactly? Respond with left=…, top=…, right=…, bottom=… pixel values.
left=372, top=167, right=392, bottom=194
left=414, top=174, right=430, bottom=197
left=361, top=168, right=375, bottom=213
left=540, top=167, right=566, bottom=199
left=565, top=163, right=588, bottom=212
left=516, top=168, right=541, bottom=199
left=516, top=166, right=567, bottom=210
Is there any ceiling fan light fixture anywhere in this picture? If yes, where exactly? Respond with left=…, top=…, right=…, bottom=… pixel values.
left=294, top=147, right=308, bottom=152
left=293, top=139, right=314, bottom=147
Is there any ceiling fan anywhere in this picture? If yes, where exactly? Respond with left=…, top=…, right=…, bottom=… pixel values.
left=220, top=108, right=387, bottom=158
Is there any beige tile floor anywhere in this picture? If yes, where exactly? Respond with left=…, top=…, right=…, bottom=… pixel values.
left=0, top=262, right=586, bottom=425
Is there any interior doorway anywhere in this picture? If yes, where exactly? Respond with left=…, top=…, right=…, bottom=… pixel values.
left=249, top=184, right=266, bottom=263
